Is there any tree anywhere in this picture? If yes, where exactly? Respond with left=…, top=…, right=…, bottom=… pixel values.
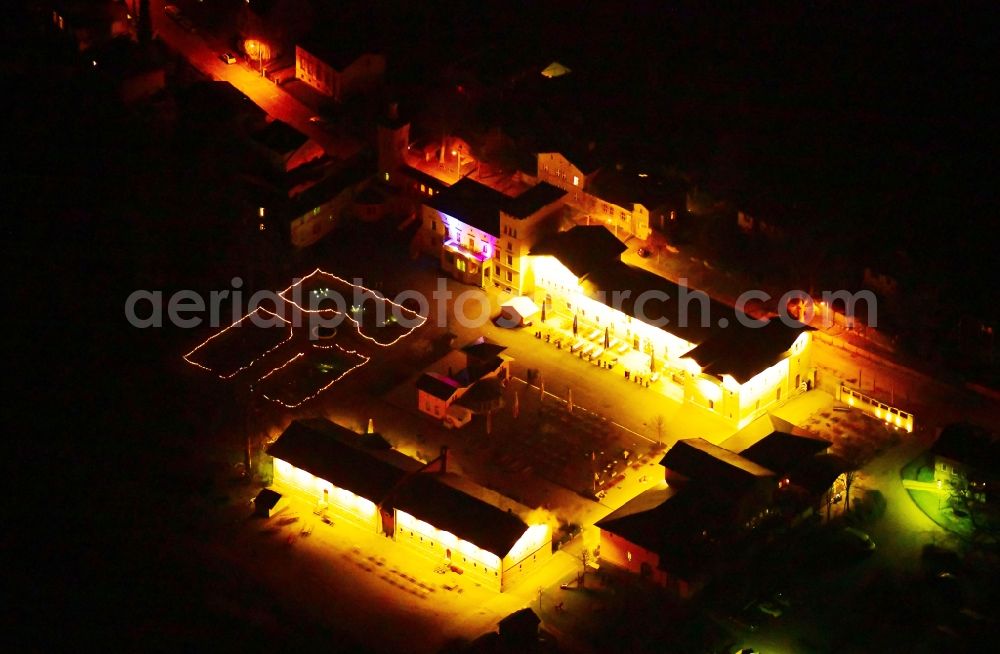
left=843, top=469, right=859, bottom=514
left=652, top=414, right=666, bottom=445
left=943, top=474, right=1000, bottom=544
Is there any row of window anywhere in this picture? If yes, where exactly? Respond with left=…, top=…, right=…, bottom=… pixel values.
left=401, top=529, right=499, bottom=575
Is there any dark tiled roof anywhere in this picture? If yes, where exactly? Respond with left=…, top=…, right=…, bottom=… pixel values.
left=739, top=432, right=831, bottom=475
left=788, top=453, right=849, bottom=496
left=251, top=120, right=308, bottom=156
left=426, top=177, right=508, bottom=235
left=504, top=182, right=566, bottom=218
left=659, top=438, right=774, bottom=488
left=398, top=165, right=449, bottom=192
left=596, top=488, right=718, bottom=577
left=298, top=17, right=383, bottom=71
left=588, top=168, right=685, bottom=211
left=460, top=341, right=508, bottom=360
left=266, top=419, right=407, bottom=503
left=682, top=320, right=812, bottom=383
left=253, top=487, right=282, bottom=511
left=530, top=225, right=627, bottom=279
left=416, top=372, right=460, bottom=400
left=579, top=261, right=737, bottom=345
left=388, top=473, right=529, bottom=558
left=290, top=155, right=374, bottom=214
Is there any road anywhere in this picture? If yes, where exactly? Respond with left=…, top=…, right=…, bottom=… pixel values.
left=151, top=2, right=361, bottom=159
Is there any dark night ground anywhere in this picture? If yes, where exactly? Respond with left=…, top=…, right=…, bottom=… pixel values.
left=5, top=1, right=998, bottom=650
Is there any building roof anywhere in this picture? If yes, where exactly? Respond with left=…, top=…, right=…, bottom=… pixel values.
left=388, top=473, right=529, bottom=558
left=530, top=225, right=627, bottom=279
left=398, top=164, right=449, bottom=193
left=789, top=452, right=849, bottom=496
left=461, top=341, right=508, bottom=360
left=535, top=142, right=604, bottom=176
left=426, top=177, right=509, bottom=235
left=289, top=155, right=374, bottom=215
left=266, top=419, right=408, bottom=503
left=588, top=167, right=686, bottom=211
left=579, top=260, right=736, bottom=345
left=251, top=119, right=309, bottom=156
left=682, top=320, right=812, bottom=384
left=498, top=607, right=541, bottom=634
left=416, top=372, right=461, bottom=400
left=596, top=487, right=718, bottom=577
left=931, top=423, right=1000, bottom=472
left=739, top=432, right=831, bottom=475
left=660, top=438, right=774, bottom=487
left=503, top=182, right=566, bottom=218
left=298, top=18, right=383, bottom=71
left=253, top=487, right=282, bottom=511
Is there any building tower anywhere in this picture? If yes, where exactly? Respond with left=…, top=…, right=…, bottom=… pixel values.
left=376, top=101, right=410, bottom=187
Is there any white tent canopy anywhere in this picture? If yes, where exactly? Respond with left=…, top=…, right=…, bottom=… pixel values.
left=499, top=296, right=540, bottom=327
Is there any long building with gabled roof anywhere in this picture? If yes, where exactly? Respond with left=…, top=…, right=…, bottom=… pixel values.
left=266, top=418, right=551, bottom=591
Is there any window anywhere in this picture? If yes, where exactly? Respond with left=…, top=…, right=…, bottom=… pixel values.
left=506, top=240, right=512, bottom=251
left=456, top=259, right=466, bottom=272
left=506, top=270, right=512, bottom=282
left=431, top=220, right=437, bottom=233
left=506, top=255, right=512, bottom=266
left=384, top=172, right=390, bottom=181
left=573, top=175, right=579, bottom=186
left=420, top=184, right=426, bottom=193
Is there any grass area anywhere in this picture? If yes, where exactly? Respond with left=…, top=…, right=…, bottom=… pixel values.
left=907, top=489, right=974, bottom=538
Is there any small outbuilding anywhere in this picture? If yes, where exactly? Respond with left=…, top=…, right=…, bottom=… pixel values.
left=253, top=487, right=286, bottom=518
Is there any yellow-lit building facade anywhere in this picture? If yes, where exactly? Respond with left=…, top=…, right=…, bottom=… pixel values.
left=420, top=178, right=566, bottom=293
left=266, top=419, right=552, bottom=592
left=272, top=455, right=380, bottom=531
left=526, top=227, right=813, bottom=428
left=681, top=330, right=812, bottom=430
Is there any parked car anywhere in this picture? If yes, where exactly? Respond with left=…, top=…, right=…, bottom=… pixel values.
left=164, top=4, right=180, bottom=18
left=756, top=601, right=783, bottom=617
left=308, top=115, right=329, bottom=125
left=841, top=526, right=877, bottom=553
left=220, top=52, right=237, bottom=64
left=637, top=246, right=650, bottom=257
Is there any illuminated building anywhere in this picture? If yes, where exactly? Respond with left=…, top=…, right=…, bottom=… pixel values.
left=598, top=433, right=838, bottom=597
left=535, top=149, right=601, bottom=207
left=930, top=422, right=999, bottom=488
left=416, top=340, right=511, bottom=424
left=287, top=156, right=376, bottom=247
left=266, top=419, right=551, bottom=591
left=527, top=225, right=814, bottom=427
left=420, top=178, right=566, bottom=292
left=597, top=439, right=776, bottom=598
left=295, top=41, right=385, bottom=103
left=681, top=324, right=813, bottom=429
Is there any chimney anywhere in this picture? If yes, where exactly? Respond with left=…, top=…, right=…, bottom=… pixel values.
left=439, top=445, right=448, bottom=474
